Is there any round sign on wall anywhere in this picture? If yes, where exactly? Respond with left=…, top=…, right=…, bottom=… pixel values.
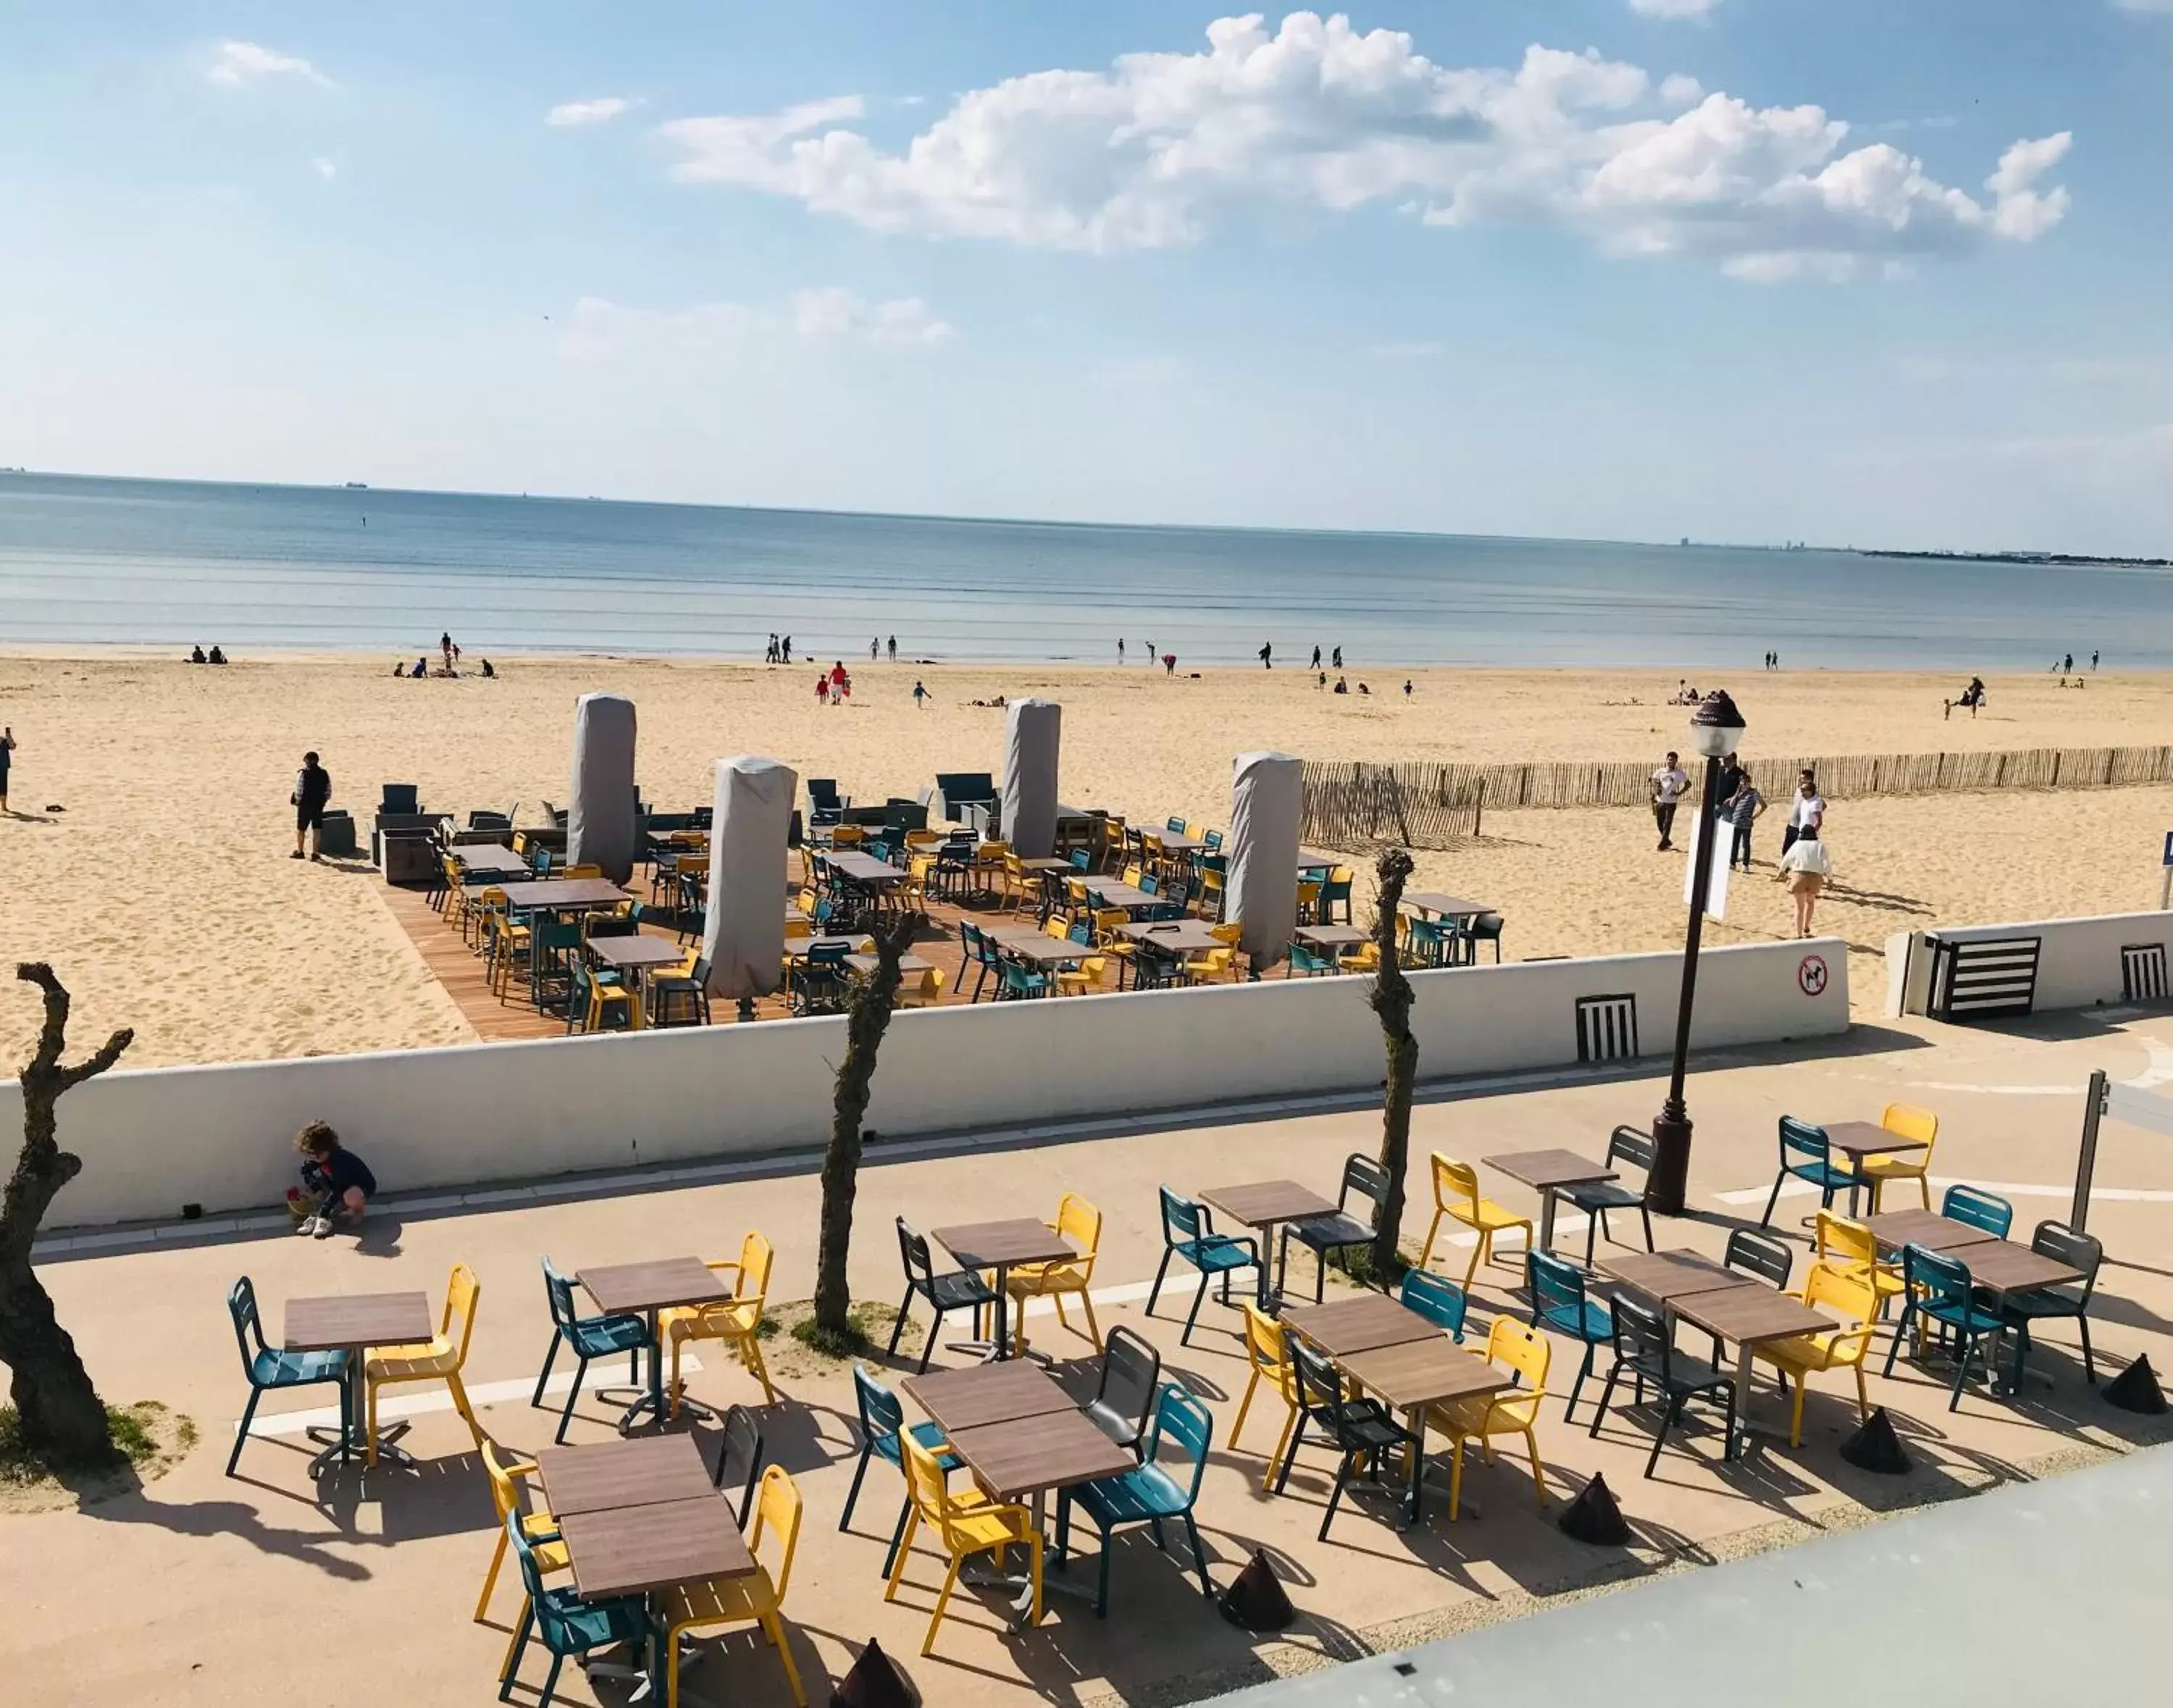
left=1798, top=953, right=1829, bottom=997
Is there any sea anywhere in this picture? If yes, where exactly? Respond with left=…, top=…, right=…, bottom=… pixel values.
left=2, top=471, right=2167, bottom=671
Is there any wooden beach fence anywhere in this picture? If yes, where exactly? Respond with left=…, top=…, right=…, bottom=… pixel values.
left=1299, top=742, right=2172, bottom=852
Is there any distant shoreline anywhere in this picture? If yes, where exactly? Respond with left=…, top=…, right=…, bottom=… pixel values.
left=1857, top=548, right=2171, bottom=569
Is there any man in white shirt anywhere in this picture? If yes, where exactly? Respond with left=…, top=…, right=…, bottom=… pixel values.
left=1780, top=768, right=1825, bottom=859
left=1651, top=750, right=1690, bottom=850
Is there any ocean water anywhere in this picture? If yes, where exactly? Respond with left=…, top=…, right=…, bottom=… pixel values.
left=1, top=471, right=2166, bottom=670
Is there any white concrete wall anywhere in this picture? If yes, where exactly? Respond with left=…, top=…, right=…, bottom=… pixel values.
left=1885, top=910, right=2173, bottom=1018
left=5, top=937, right=1848, bottom=1231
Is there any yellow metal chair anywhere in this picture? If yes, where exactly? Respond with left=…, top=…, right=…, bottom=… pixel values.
left=481, top=889, right=529, bottom=997
left=1004, top=1194, right=1102, bottom=1353
left=363, top=1263, right=479, bottom=1464
left=1428, top=1317, right=1551, bottom=1520
left=1121, top=863, right=1147, bottom=887
left=476, top=1439, right=571, bottom=1681
left=885, top=1433, right=1042, bottom=1655
left=1812, top=1209, right=1905, bottom=1317
left=1752, top=1266, right=1877, bottom=1447
left=1231, top=1302, right=1301, bottom=1489
left=1058, top=955, right=1112, bottom=996
left=1860, top=1102, right=1939, bottom=1212
left=828, top=825, right=864, bottom=847
left=663, top=1465, right=808, bottom=1708
left=898, top=966, right=946, bottom=1008
left=662, top=1230, right=779, bottom=1410
left=1419, top=1154, right=1533, bottom=1286
left=1296, top=878, right=1322, bottom=924
left=560, top=863, right=603, bottom=879
left=1339, top=939, right=1381, bottom=974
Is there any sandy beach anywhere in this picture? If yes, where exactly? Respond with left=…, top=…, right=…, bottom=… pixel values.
left=1, top=652, right=2166, bottom=1070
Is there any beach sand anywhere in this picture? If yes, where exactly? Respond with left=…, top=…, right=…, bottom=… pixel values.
left=1, top=653, right=2166, bottom=1069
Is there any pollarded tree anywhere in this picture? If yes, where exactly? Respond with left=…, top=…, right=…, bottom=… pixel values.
left=1366, top=850, right=1418, bottom=1278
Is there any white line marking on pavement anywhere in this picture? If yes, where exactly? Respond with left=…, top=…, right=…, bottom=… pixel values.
left=1714, top=1176, right=2173, bottom=1207
left=244, top=1354, right=706, bottom=1437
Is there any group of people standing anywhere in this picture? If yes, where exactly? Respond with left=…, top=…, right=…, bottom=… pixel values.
left=1652, top=752, right=1830, bottom=938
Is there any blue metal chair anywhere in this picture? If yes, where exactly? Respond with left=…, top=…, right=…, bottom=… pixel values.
left=1996, top=1221, right=2101, bottom=1389
left=840, top=1363, right=960, bottom=1578
left=997, top=959, right=1050, bottom=1000
left=530, top=1258, right=655, bottom=1444
left=1286, top=942, right=1338, bottom=977
left=1883, top=1244, right=2006, bottom=1410
left=1403, top=917, right=1449, bottom=968
left=498, top=1512, right=656, bottom=1707
left=1941, top=1183, right=2014, bottom=1239
left=1399, top=1270, right=1467, bottom=1341
left=1146, top=1187, right=1261, bottom=1347
left=226, top=1276, right=351, bottom=1477
left=1057, top=1384, right=1217, bottom=1616
left=1759, top=1116, right=1859, bottom=1227
left=1528, top=1251, right=1613, bottom=1423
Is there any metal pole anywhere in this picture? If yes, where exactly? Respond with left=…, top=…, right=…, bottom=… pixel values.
left=2072, top=1068, right=2107, bottom=1235
left=1649, top=752, right=1722, bottom=1215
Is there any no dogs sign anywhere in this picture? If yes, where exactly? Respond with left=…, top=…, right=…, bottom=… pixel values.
left=1798, top=953, right=1829, bottom=997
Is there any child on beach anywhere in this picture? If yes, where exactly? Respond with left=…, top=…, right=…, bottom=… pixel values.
left=913, top=679, right=929, bottom=708
left=291, top=1121, right=376, bottom=1237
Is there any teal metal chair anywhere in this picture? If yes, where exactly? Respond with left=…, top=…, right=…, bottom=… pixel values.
left=1286, top=942, right=1338, bottom=976
left=840, top=1363, right=963, bottom=1579
left=498, top=1512, right=656, bottom=1707
left=1057, top=1384, right=1216, bottom=1616
left=1528, top=1251, right=1613, bottom=1422
left=1399, top=1269, right=1467, bottom=1341
left=1318, top=869, right=1355, bottom=924
left=997, top=959, right=1051, bottom=1000
left=1146, top=1187, right=1261, bottom=1347
left=226, top=1276, right=351, bottom=1477
left=1941, top=1183, right=2014, bottom=1239
left=1883, top=1244, right=2007, bottom=1410
left=530, top=1258, right=656, bottom=1444
left=1759, top=1116, right=1858, bottom=1226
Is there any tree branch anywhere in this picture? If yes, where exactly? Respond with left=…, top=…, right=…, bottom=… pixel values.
left=16, top=963, right=132, bottom=1091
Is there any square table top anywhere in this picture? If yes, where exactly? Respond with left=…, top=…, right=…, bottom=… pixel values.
left=1150, top=831, right=1209, bottom=853
left=537, top=1433, right=715, bottom=1517
left=284, top=1291, right=434, bottom=1352
left=845, top=952, right=935, bottom=976
left=1281, top=1293, right=1442, bottom=1358
left=1950, top=1242, right=2085, bottom=1294
left=456, top=844, right=526, bottom=870
left=1293, top=924, right=1369, bottom=949
left=1819, top=1120, right=1930, bottom=1159
left=560, top=1494, right=755, bottom=1599
left=498, top=877, right=628, bottom=910
left=1115, top=921, right=1226, bottom=953
left=1081, top=882, right=1159, bottom=911
left=1402, top=892, right=1489, bottom=919
left=947, top=1410, right=1137, bottom=1503
left=577, top=1255, right=733, bottom=1316
left=933, top=1218, right=1079, bottom=1270
left=826, top=851, right=906, bottom=883
left=1020, top=857, right=1076, bottom=875
left=787, top=937, right=863, bottom=960
left=903, top=1360, right=1078, bottom=1433
left=986, top=932, right=1084, bottom=966
left=1484, top=1149, right=1618, bottom=1192
left=1671, top=1286, right=1833, bottom=1347
left=587, top=934, right=691, bottom=970
left=1596, top=1249, right=1755, bottom=1307
left=1339, top=1337, right=1509, bottom=1412
left=1865, top=1209, right=2003, bottom=1254
left=1297, top=849, right=1341, bottom=870
left=1200, top=1179, right=1340, bottom=1229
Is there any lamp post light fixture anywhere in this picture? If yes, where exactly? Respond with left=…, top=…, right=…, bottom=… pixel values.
left=1647, top=688, right=1746, bottom=1215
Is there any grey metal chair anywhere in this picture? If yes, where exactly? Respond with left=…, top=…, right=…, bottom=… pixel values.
left=1561, top=1126, right=1657, bottom=1265
left=1588, top=1294, right=1738, bottom=1477
left=1084, top=1325, right=1162, bottom=1457
left=1282, top=1153, right=1389, bottom=1302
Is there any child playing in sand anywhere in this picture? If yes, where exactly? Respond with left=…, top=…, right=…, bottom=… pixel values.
left=292, top=1121, right=376, bottom=1237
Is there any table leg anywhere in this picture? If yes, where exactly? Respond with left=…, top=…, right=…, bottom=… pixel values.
left=306, top=1353, right=414, bottom=1475
left=947, top=1265, right=1016, bottom=1363
left=1536, top=1190, right=1559, bottom=1258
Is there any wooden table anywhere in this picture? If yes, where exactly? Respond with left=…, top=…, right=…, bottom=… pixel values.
left=559, top=1494, right=755, bottom=1599
left=1338, top=1335, right=1510, bottom=1523
left=1081, top=882, right=1158, bottom=913
left=947, top=1410, right=1137, bottom=1504
left=1293, top=924, right=1368, bottom=951
left=587, top=934, right=692, bottom=1026
left=845, top=952, right=934, bottom=976
left=1281, top=1293, right=1441, bottom=1357
left=1201, top=1180, right=1339, bottom=1308
left=1483, top=1149, right=1618, bottom=1258
left=1402, top=892, right=1488, bottom=921
left=456, top=845, right=529, bottom=879
left=283, top=1290, right=434, bottom=1475
left=1954, top=1243, right=2088, bottom=1394
left=577, top=1257, right=733, bottom=1428
left=1866, top=1208, right=2003, bottom=1256
left=984, top=929, right=1083, bottom=970
left=933, top=1220, right=1078, bottom=1361
left=903, top=1362, right=1077, bottom=1433
left=1150, top=830, right=1210, bottom=855
left=1819, top=1121, right=1930, bottom=1215
left=498, top=877, right=628, bottom=912
left=1115, top=920, right=1225, bottom=953
left=826, top=850, right=906, bottom=886
left=537, top=1433, right=716, bottom=1517
left=1596, top=1248, right=1754, bottom=1307
left=1670, top=1285, right=1835, bottom=1454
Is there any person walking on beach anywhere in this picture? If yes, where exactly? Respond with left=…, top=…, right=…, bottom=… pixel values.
left=1778, top=826, right=1831, bottom=937
left=1331, top=645, right=1343, bottom=670
left=2092, top=650, right=2100, bottom=671
left=1779, top=769, right=1824, bottom=863
left=887, top=635, right=897, bottom=661
left=913, top=679, right=928, bottom=709
left=871, top=638, right=879, bottom=661
left=1310, top=645, right=1322, bottom=671
left=814, top=671, right=829, bottom=706
left=782, top=635, right=793, bottom=663
left=1650, top=750, right=1689, bottom=851
left=291, top=750, right=332, bottom=861
left=1722, top=766, right=1764, bottom=869
left=440, top=632, right=453, bottom=673
left=1259, top=641, right=1273, bottom=669
left=1118, top=638, right=1125, bottom=664
left=0, top=724, right=14, bottom=816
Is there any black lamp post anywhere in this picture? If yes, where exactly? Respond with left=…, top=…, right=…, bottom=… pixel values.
left=1647, top=689, right=1745, bottom=1215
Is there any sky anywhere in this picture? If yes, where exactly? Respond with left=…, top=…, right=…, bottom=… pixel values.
left=1, top=2, right=2167, bottom=554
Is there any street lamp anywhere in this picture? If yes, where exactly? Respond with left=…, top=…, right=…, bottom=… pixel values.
left=1647, top=688, right=1745, bottom=1215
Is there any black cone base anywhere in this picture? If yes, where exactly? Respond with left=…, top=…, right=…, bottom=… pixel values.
left=1840, top=1407, right=1912, bottom=1475
left=831, top=1637, right=915, bottom=1708
left=2104, top=1355, right=2169, bottom=1416
left=1558, top=1473, right=1633, bottom=1545
left=1218, top=1549, right=1297, bottom=1632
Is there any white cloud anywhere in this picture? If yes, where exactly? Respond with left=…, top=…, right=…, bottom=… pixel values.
left=548, top=96, right=633, bottom=127
left=207, top=41, right=329, bottom=88
left=560, top=289, right=954, bottom=361
left=1630, top=0, right=1722, bottom=17
left=311, top=156, right=338, bottom=181
left=656, top=12, right=2072, bottom=280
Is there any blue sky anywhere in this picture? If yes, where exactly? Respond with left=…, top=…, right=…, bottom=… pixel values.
left=2, top=2, right=2166, bottom=553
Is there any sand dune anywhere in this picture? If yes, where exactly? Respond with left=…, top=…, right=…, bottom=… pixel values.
left=1, top=653, right=2165, bottom=1068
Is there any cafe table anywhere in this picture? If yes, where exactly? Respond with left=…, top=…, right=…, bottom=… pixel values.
left=1669, top=1284, right=1836, bottom=1455
left=1596, top=1248, right=1754, bottom=1310
left=932, top=1220, right=1079, bottom=1361
left=499, top=876, right=629, bottom=913
left=1864, top=1208, right=2003, bottom=1257
left=588, top=934, right=694, bottom=1027
left=283, top=1289, right=435, bottom=1475
left=1951, top=1242, right=2088, bottom=1394
left=826, top=850, right=908, bottom=887
left=1817, top=1121, right=1931, bottom=1215
left=1401, top=892, right=1489, bottom=922
left=1337, top=1334, right=1510, bottom=1524
left=903, top=1361, right=1076, bottom=1433
left=1199, top=1180, right=1339, bottom=1309
left=1292, top=923, right=1368, bottom=953
left=577, top=1257, right=735, bottom=1428
left=1113, top=920, right=1224, bottom=953
left=1081, top=881, right=1159, bottom=913
left=844, top=951, right=935, bottom=976
left=537, top=1433, right=716, bottom=1516
left=1281, top=1292, right=1442, bottom=1358
left=1482, top=1149, right=1619, bottom=1259
left=944, top=1407, right=1137, bottom=1620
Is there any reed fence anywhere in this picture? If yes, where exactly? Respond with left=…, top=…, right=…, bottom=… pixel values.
left=1299, top=743, right=2172, bottom=852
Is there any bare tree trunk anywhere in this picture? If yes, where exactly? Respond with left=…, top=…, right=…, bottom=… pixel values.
left=1366, top=851, right=1417, bottom=1278
left=813, top=913, right=924, bottom=1339
left=1, top=964, right=133, bottom=1468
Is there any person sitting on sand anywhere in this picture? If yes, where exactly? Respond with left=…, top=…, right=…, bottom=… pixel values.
left=480, top=658, right=495, bottom=678
left=414, top=655, right=430, bottom=678
left=190, top=644, right=207, bottom=663
left=207, top=644, right=227, bottom=664
left=292, top=1120, right=375, bottom=1238
left=1333, top=677, right=1348, bottom=695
